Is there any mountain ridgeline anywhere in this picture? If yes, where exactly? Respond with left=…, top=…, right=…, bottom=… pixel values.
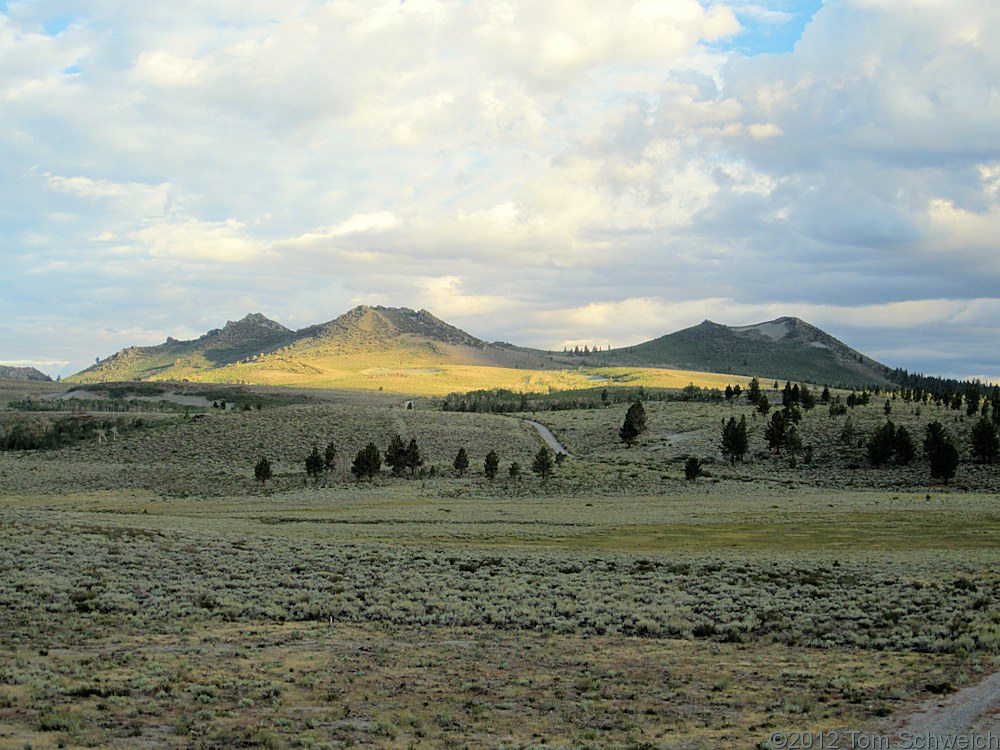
left=586, top=317, right=896, bottom=389
left=67, top=306, right=902, bottom=390
left=0, top=365, right=52, bottom=382
left=68, top=306, right=559, bottom=385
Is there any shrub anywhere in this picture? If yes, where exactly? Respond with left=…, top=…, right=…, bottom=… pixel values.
left=254, top=457, right=272, bottom=483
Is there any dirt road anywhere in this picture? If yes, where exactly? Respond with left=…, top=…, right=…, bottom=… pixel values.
left=882, top=669, right=1000, bottom=740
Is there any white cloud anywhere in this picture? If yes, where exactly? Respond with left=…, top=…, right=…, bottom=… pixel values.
left=733, top=4, right=794, bottom=25
left=131, top=219, right=267, bottom=263
left=132, top=50, right=205, bottom=87
left=45, top=174, right=172, bottom=218
left=418, top=276, right=512, bottom=319
left=2, top=1, right=1000, bottom=378
left=326, top=212, right=400, bottom=237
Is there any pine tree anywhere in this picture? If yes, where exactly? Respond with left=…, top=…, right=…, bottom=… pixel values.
left=746, top=377, right=762, bottom=406
left=867, top=420, right=896, bottom=468
left=453, top=447, right=469, bottom=477
left=305, top=446, right=324, bottom=478
left=351, top=443, right=382, bottom=481
left=386, top=434, right=407, bottom=476
left=508, top=461, right=521, bottom=480
left=764, top=411, right=787, bottom=454
left=782, top=381, right=794, bottom=407
left=721, top=415, right=748, bottom=463
left=405, top=438, right=423, bottom=476
left=756, top=394, right=771, bottom=416
left=970, top=416, right=999, bottom=464
left=894, top=425, right=915, bottom=466
left=800, top=385, right=816, bottom=410
left=324, top=441, right=338, bottom=472
left=786, top=426, right=803, bottom=460
left=484, top=450, right=499, bottom=481
left=924, top=421, right=959, bottom=483
left=254, top=457, right=272, bottom=483
left=840, top=416, right=856, bottom=446
left=684, top=457, right=703, bottom=482
left=619, top=400, right=647, bottom=448
left=532, top=446, right=554, bottom=480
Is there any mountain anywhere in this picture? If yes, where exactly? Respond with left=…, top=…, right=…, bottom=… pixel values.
left=590, top=317, right=894, bottom=388
left=67, top=306, right=558, bottom=386
left=292, top=305, right=488, bottom=354
left=66, top=308, right=895, bottom=391
left=69, top=313, right=296, bottom=383
left=0, top=365, right=52, bottom=382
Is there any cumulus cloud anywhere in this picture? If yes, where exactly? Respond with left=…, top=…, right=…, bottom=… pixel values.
left=1, top=0, right=999, bottom=379
left=131, top=219, right=268, bottom=263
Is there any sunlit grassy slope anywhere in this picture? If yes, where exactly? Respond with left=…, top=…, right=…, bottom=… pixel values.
left=70, top=306, right=866, bottom=395
left=174, top=355, right=754, bottom=396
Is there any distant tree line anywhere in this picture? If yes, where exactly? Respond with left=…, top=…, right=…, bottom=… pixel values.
left=0, top=415, right=144, bottom=451
left=254, top=435, right=557, bottom=485
left=714, top=376, right=1000, bottom=485
left=441, top=384, right=723, bottom=414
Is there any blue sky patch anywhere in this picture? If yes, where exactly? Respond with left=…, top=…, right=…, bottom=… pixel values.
left=43, top=14, right=76, bottom=36
left=714, top=1, right=823, bottom=56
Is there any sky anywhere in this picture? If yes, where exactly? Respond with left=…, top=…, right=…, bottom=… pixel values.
left=2, top=0, right=999, bottom=382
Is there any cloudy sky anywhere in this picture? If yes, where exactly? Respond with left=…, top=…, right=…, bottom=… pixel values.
left=2, top=0, right=998, bottom=381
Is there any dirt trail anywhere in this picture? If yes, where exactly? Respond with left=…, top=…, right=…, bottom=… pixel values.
left=883, top=669, right=1000, bottom=739
left=523, top=419, right=571, bottom=455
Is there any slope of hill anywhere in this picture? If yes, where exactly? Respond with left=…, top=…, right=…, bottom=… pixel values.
left=591, top=317, right=894, bottom=388
left=67, top=306, right=563, bottom=391
left=68, top=313, right=296, bottom=383
left=201, top=306, right=563, bottom=391
left=66, top=308, right=896, bottom=392
left=0, top=365, right=51, bottom=381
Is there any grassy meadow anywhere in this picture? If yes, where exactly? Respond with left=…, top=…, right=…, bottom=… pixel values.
left=1, top=377, right=998, bottom=749
left=151, top=354, right=755, bottom=398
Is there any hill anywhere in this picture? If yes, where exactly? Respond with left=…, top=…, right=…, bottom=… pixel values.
left=0, top=365, right=51, bottom=381
left=69, top=313, right=296, bottom=383
left=67, top=306, right=563, bottom=392
left=67, top=308, right=898, bottom=392
left=589, top=317, right=894, bottom=389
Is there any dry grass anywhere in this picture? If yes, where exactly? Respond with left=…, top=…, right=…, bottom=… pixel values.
left=0, top=620, right=979, bottom=750
left=139, top=355, right=754, bottom=397
left=2, top=379, right=999, bottom=749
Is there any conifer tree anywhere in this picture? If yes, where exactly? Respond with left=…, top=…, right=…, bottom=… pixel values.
left=684, top=457, right=703, bottom=482
left=532, top=446, right=554, bottom=480
left=386, top=434, right=407, bottom=476
left=894, top=425, right=915, bottom=466
left=619, top=400, right=647, bottom=448
left=324, top=441, right=338, bottom=471
left=971, top=416, right=999, bottom=464
left=254, top=457, right=272, bottom=483
left=351, top=443, right=382, bottom=481
left=484, top=450, right=499, bottom=481
left=721, top=415, right=748, bottom=463
left=305, top=446, right=324, bottom=478
left=453, top=447, right=469, bottom=477
left=867, top=421, right=896, bottom=468
left=924, top=421, right=959, bottom=483
left=756, top=394, right=771, bottom=416
left=405, top=438, right=423, bottom=476
left=764, top=411, right=787, bottom=454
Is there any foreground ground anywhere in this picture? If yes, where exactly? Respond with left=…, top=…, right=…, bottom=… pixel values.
left=1, top=380, right=998, bottom=748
